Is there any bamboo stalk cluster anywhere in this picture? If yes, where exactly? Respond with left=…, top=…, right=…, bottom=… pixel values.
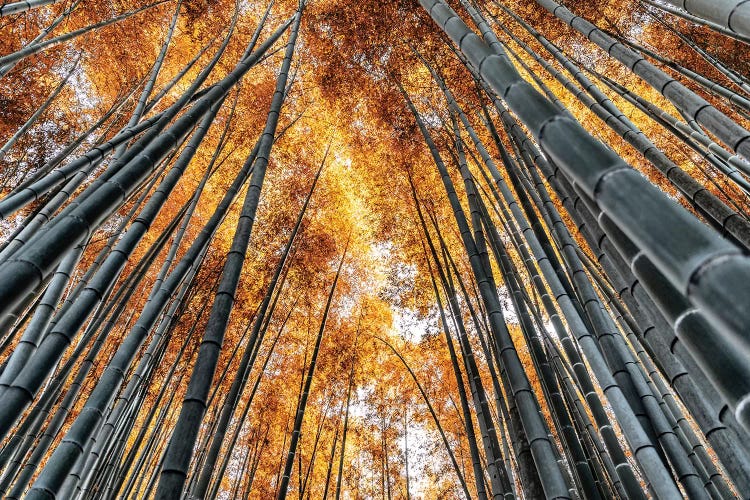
left=0, top=0, right=750, bottom=497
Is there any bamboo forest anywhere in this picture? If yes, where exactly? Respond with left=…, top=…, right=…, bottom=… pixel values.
left=3, top=0, right=750, bottom=498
